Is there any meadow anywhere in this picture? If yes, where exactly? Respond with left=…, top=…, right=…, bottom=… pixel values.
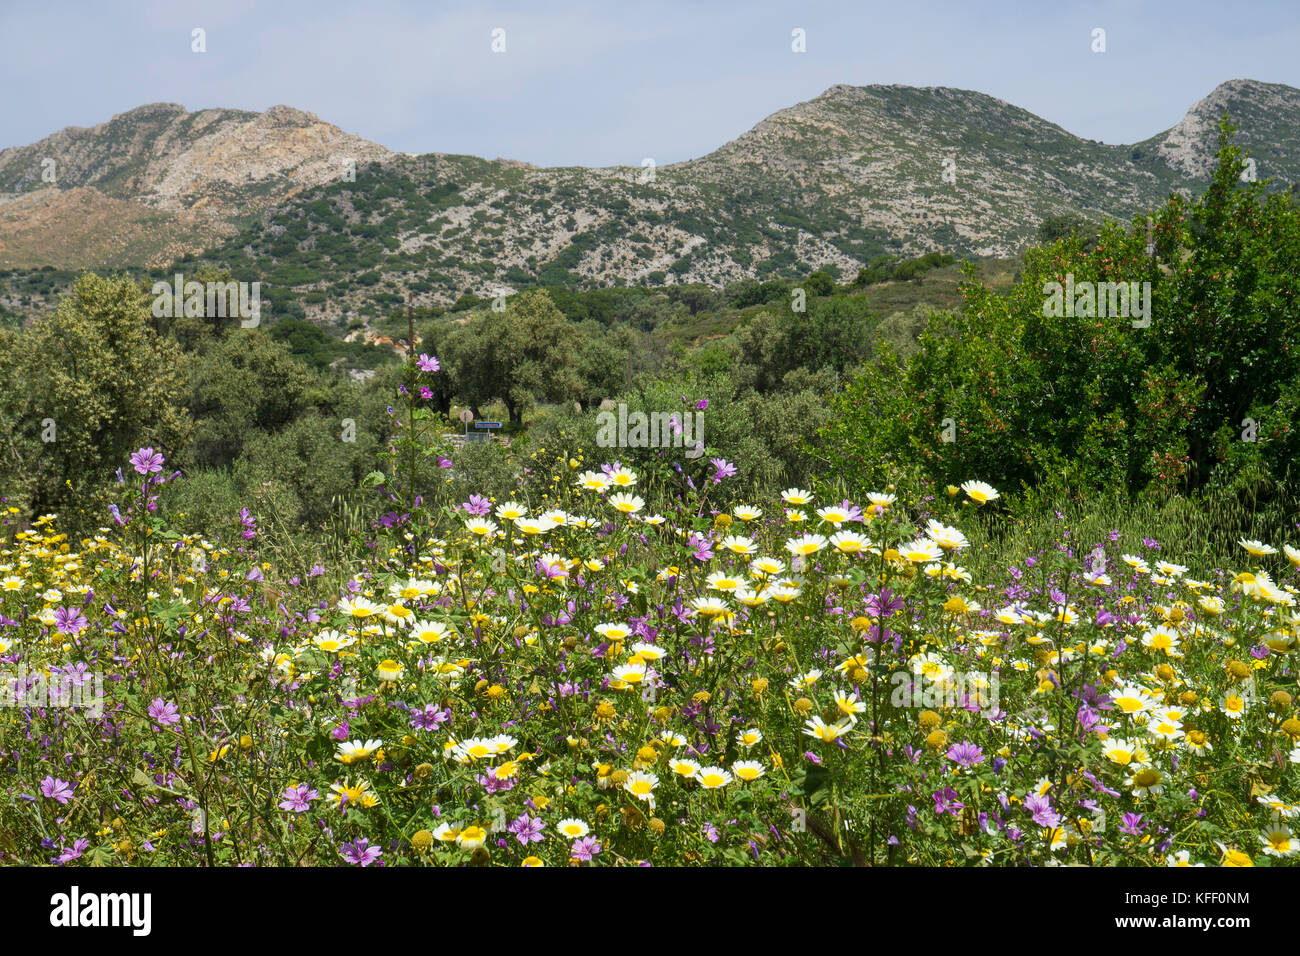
left=1, top=129, right=1298, bottom=868
left=2, top=426, right=1297, bottom=867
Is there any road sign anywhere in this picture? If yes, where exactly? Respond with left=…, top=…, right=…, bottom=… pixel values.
left=458, top=409, right=473, bottom=424
left=474, top=421, right=502, bottom=429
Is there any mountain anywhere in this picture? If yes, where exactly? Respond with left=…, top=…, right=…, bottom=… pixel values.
left=0, top=102, right=389, bottom=268
left=1, top=80, right=1295, bottom=311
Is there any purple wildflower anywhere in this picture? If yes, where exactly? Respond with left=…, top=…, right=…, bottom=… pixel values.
left=507, top=813, right=545, bottom=845
left=1023, top=793, right=1060, bottom=828
left=340, top=837, right=382, bottom=866
left=710, top=458, right=737, bottom=484
left=462, top=494, right=491, bottom=516
left=409, top=704, right=451, bottom=730
left=1119, top=812, right=1145, bottom=836
left=945, top=742, right=985, bottom=768
left=129, top=447, right=164, bottom=475
left=41, top=776, right=75, bottom=804
left=53, top=607, right=88, bottom=635
left=278, top=783, right=319, bottom=813
left=148, top=698, right=181, bottom=728
left=933, top=787, right=965, bottom=817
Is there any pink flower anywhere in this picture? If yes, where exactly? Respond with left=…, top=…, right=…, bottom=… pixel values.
left=129, top=447, right=164, bottom=475
left=147, top=698, right=181, bottom=728
left=340, top=837, right=382, bottom=866
left=41, top=776, right=75, bottom=803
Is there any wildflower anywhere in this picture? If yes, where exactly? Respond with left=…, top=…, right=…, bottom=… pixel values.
left=41, top=776, right=75, bottom=804
left=816, top=505, right=851, bottom=526
left=330, top=778, right=380, bottom=809
left=1109, top=685, right=1158, bottom=715
left=1239, top=538, right=1278, bottom=557
left=1119, top=813, right=1146, bottom=836
left=611, top=660, right=647, bottom=687
left=340, top=838, right=382, bottom=866
left=608, top=492, right=645, bottom=514
left=495, top=501, right=528, bottom=521
left=960, top=480, right=1000, bottom=505
left=1217, top=844, right=1254, bottom=867
left=278, top=783, right=319, bottom=813
left=1023, top=794, right=1059, bottom=827
left=690, top=596, right=730, bottom=617
left=571, top=836, right=602, bottom=862
left=1220, top=692, right=1250, bottom=719
left=53, top=606, right=88, bottom=635
left=336, top=738, right=383, bottom=764
left=925, top=520, right=969, bottom=551
left=719, top=534, right=757, bottom=555
left=576, top=471, right=611, bottom=492
left=457, top=826, right=488, bottom=850
left=899, top=538, right=943, bottom=563
left=1141, top=625, right=1182, bottom=657
left=556, top=818, right=590, bottom=839
left=733, top=760, right=765, bottom=781
left=508, top=813, right=546, bottom=845
left=129, top=447, right=165, bottom=475
left=624, top=771, right=659, bottom=803
left=147, top=698, right=181, bottom=728
left=671, top=757, right=701, bottom=778
left=375, top=659, right=404, bottom=682
left=945, top=742, right=985, bottom=768
left=697, top=767, right=733, bottom=789
left=780, top=488, right=814, bottom=506
left=416, top=353, right=440, bottom=372
left=803, top=716, right=852, bottom=743
left=829, top=531, right=871, bottom=554
left=1127, top=767, right=1165, bottom=798
left=785, top=533, right=828, bottom=557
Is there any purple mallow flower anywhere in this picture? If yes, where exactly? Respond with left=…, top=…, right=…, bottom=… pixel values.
left=945, top=742, right=984, bottom=768
left=340, top=837, right=382, bottom=866
left=148, top=698, right=181, bottom=727
left=278, top=783, right=319, bottom=813
left=1023, top=793, right=1060, bottom=828
left=53, top=607, right=88, bottom=635
left=129, top=447, right=164, bottom=475
left=508, top=813, right=545, bottom=845
left=41, top=776, right=75, bottom=804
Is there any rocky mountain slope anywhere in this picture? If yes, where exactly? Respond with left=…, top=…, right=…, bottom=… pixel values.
left=0, top=103, right=390, bottom=268
left=1, top=80, right=1294, bottom=305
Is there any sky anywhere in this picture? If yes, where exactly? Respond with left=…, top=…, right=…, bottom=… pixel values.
left=2, top=0, right=1298, bottom=167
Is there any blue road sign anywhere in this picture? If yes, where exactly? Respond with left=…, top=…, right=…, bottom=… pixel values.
left=474, top=421, right=502, bottom=428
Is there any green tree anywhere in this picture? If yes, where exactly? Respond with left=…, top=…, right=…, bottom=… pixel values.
left=10, top=273, right=192, bottom=527
left=447, top=290, right=583, bottom=424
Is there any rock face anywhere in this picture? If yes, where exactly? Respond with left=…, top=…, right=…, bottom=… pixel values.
left=1144, top=79, right=1300, bottom=179
left=0, top=102, right=390, bottom=267
left=1, top=80, right=1296, bottom=281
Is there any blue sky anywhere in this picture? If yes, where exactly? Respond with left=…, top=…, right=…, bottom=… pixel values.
left=3, top=0, right=1298, bottom=167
